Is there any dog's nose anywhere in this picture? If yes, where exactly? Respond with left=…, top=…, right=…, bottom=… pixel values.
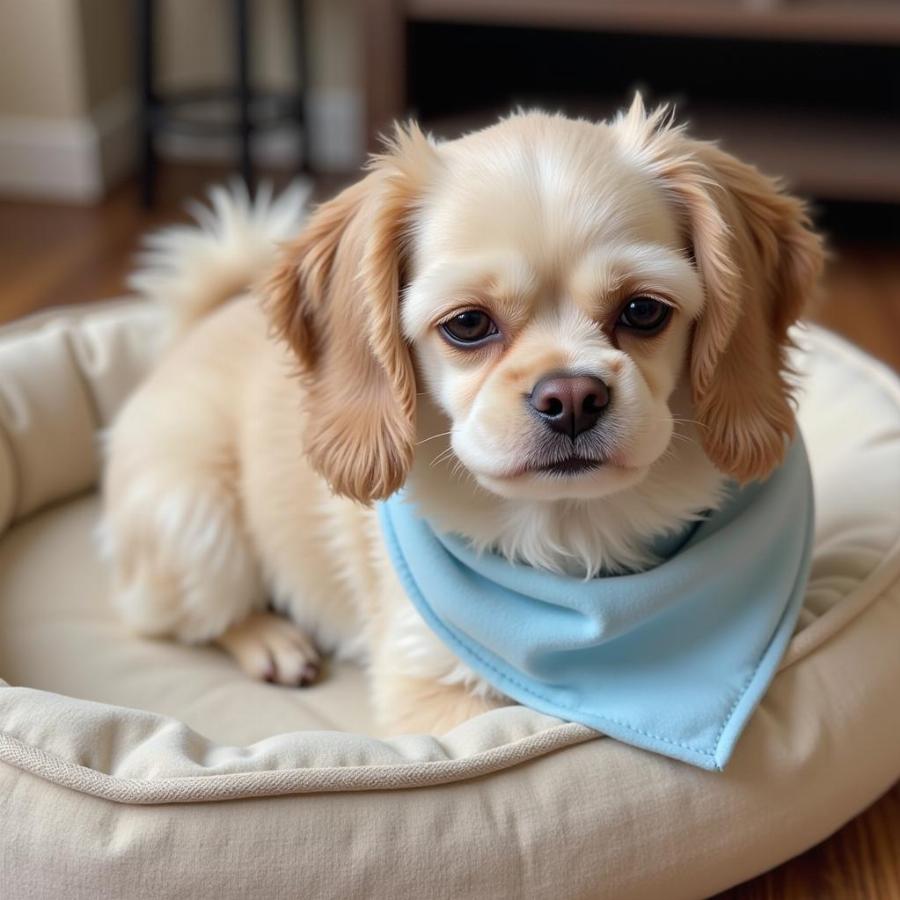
left=529, top=374, right=610, bottom=439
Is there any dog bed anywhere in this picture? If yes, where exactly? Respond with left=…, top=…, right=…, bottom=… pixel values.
left=0, top=300, right=898, bottom=899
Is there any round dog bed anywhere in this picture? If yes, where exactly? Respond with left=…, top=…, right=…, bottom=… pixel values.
left=1, top=301, right=898, bottom=899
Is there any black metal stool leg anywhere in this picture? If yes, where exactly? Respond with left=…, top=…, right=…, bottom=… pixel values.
left=293, top=0, right=311, bottom=173
left=235, top=0, right=254, bottom=192
left=138, top=0, right=157, bottom=208
left=134, top=0, right=302, bottom=205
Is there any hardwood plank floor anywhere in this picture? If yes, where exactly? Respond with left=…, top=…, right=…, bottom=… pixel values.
left=1, top=166, right=898, bottom=899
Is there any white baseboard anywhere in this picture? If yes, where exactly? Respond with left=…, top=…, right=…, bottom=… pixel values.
left=0, top=91, right=136, bottom=203
left=0, top=86, right=362, bottom=203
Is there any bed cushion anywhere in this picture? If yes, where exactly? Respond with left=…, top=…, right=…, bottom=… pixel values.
left=0, top=301, right=898, bottom=899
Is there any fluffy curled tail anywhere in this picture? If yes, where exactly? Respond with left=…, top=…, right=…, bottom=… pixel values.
left=129, top=179, right=311, bottom=340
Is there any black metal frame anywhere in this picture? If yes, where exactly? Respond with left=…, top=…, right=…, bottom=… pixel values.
left=137, top=0, right=309, bottom=207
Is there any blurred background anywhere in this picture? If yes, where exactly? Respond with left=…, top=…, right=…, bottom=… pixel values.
left=0, top=1, right=897, bottom=895
left=0, top=0, right=898, bottom=373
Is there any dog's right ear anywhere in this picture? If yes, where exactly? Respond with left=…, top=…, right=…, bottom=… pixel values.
left=265, top=124, right=437, bottom=503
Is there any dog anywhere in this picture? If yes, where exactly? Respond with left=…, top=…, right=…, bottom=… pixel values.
left=100, top=97, right=824, bottom=735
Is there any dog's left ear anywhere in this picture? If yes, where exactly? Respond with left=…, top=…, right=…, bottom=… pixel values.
left=686, top=141, right=824, bottom=481
left=265, top=124, right=437, bottom=502
left=618, top=98, right=825, bottom=482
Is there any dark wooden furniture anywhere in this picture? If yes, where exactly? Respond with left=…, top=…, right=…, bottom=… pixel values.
left=363, top=0, right=900, bottom=202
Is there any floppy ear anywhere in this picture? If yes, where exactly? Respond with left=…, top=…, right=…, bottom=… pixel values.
left=685, top=142, right=824, bottom=482
left=617, top=98, right=825, bottom=482
left=265, top=124, right=436, bottom=502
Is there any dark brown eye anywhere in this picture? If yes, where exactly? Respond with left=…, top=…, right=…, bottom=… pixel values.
left=440, top=310, right=499, bottom=345
left=617, top=296, right=671, bottom=333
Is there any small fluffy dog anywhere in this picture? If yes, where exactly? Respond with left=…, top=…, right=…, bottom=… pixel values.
left=101, top=98, right=823, bottom=734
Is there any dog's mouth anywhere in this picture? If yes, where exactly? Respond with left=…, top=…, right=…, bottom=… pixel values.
left=474, top=451, right=644, bottom=499
left=531, top=456, right=604, bottom=477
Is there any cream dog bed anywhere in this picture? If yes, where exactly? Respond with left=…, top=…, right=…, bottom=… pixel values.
left=1, top=301, right=898, bottom=900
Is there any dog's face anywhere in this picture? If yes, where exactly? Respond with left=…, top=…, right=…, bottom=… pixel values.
left=267, top=99, right=823, bottom=510
left=402, top=116, right=704, bottom=500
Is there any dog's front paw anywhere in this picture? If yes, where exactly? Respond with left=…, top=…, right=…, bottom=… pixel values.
left=216, top=611, right=321, bottom=686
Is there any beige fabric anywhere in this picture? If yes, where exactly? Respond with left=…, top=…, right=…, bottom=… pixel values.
left=1, top=581, right=898, bottom=900
left=0, top=302, right=899, bottom=899
left=0, top=420, right=14, bottom=533
left=0, top=494, right=378, bottom=742
left=0, top=324, right=97, bottom=520
left=66, top=302, right=165, bottom=427
left=0, top=691, right=594, bottom=801
left=0, top=301, right=164, bottom=525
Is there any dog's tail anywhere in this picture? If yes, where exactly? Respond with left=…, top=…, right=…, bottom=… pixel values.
left=129, top=179, right=311, bottom=340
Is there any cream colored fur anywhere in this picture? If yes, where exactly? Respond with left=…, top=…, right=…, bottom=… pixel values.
left=100, top=99, right=823, bottom=734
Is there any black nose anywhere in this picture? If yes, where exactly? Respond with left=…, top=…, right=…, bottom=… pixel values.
left=529, top=374, right=610, bottom=439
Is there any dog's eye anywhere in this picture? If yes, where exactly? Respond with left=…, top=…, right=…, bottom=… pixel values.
left=617, top=296, right=672, bottom=333
left=440, top=310, right=499, bottom=345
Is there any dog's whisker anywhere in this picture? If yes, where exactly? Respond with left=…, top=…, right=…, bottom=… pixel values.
left=670, top=417, right=710, bottom=432
left=416, top=431, right=453, bottom=447
left=450, top=459, right=468, bottom=481
left=430, top=446, right=459, bottom=469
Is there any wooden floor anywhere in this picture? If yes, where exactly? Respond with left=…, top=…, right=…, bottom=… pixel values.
left=0, top=167, right=898, bottom=899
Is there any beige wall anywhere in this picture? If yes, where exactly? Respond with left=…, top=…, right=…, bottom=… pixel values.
left=0, top=0, right=133, bottom=121
left=0, top=0, right=360, bottom=119
left=0, top=0, right=87, bottom=119
left=78, top=0, right=134, bottom=111
left=306, top=0, right=361, bottom=92
left=158, top=0, right=292, bottom=91
left=157, top=0, right=360, bottom=94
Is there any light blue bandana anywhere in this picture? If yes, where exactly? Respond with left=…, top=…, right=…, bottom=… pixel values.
left=377, top=439, right=813, bottom=770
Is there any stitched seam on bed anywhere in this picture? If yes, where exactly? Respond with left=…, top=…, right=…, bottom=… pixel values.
left=0, top=722, right=599, bottom=803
